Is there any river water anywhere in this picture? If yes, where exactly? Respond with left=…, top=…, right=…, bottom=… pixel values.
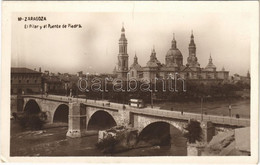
left=10, top=121, right=187, bottom=156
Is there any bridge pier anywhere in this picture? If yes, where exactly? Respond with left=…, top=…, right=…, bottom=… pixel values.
left=66, top=102, right=87, bottom=138
left=201, top=121, right=215, bottom=143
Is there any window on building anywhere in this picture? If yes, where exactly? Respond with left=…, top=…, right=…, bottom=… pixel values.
left=35, top=80, right=37, bottom=83
left=27, top=80, right=29, bottom=83
left=19, top=80, right=21, bottom=83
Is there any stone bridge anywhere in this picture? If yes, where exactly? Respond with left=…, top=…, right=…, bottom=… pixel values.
left=23, top=96, right=69, bottom=123
left=21, top=95, right=131, bottom=137
left=130, top=112, right=187, bottom=133
left=19, top=95, right=250, bottom=140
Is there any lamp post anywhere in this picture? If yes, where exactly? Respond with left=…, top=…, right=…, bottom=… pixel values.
left=151, top=90, right=153, bottom=108
left=228, top=104, right=232, bottom=117
left=200, top=96, right=203, bottom=121
left=150, top=82, right=154, bottom=108
left=40, top=88, right=43, bottom=98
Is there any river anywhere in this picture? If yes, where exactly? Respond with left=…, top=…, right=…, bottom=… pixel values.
left=10, top=121, right=187, bottom=156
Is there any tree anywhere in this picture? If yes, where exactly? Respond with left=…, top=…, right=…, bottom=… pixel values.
left=184, top=120, right=202, bottom=143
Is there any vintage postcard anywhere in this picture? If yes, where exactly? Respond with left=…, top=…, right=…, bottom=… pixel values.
left=1, top=1, right=259, bottom=164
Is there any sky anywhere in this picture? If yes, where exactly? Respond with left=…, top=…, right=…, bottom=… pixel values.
left=11, top=11, right=251, bottom=76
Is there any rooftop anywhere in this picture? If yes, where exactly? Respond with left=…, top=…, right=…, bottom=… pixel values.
left=11, top=67, right=42, bottom=74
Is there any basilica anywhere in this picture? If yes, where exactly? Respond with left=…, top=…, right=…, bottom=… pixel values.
left=115, top=25, right=229, bottom=83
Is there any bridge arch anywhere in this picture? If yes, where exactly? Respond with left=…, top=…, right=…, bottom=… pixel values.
left=136, top=115, right=187, bottom=134
left=138, top=121, right=187, bottom=155
left=138, top=120, right=185, bottom=139
left=138, top=121, right=172, bottom=145
left=53, top=104, right=69, bottom=123
left=87, top=110, right=117, bottom=130
left=23, top=99, right=41, bottom=114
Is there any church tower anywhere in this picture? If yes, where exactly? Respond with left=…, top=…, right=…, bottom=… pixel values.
left=189, top=31, right=196, bottom=56
left=187, top=31, right=200, bottom=69
left=117, top=24, right=129, bottom=79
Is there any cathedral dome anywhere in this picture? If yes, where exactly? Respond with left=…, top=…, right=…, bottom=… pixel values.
left=130, top=63, right=142, bottom=70
left=205, top=55, right=216, bottom=71
left=166, top=48, right=183, bottom=58
left=205, top=63, right=216, bottom=69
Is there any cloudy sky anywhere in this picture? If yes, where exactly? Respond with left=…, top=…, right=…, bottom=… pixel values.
left=11, top=11, right=251, bottom=76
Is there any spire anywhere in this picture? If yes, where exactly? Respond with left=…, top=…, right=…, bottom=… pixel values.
left=189, top=30, right=196, bottom=50
left=119, top=22, right=126, bottom=41
left=171, top=33, right=177, bottom=49
left=205, top=53, right=216, bottom=70
left=222, top=66, right=225, bottom=71
left=209, top=54, right=213, bottom=63
left=188, top=30, right=196, bottom=58
left=121, top=22, right=125, bottom=32
left=134, top=53, right=138, bottom=64
left=189, top=30, right=195, bottom=44
left=152, top=45, right=156, bottom=53
left=151, top=46, right=157, bottom=60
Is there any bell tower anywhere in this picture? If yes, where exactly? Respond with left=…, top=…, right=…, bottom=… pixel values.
left=117, top=23, right=129, bottom=79
left=188, top=30, right=196, bottom=56
left=187, top=30, right=200, bottom=68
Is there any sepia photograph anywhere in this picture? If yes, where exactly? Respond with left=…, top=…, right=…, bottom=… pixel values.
left=1, top=1, right=259, bottom=163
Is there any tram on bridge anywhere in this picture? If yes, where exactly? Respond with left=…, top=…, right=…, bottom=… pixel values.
left=129, top=99, right=145, bottom=108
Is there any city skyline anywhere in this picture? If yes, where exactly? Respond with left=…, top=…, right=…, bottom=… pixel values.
left=11, top=12, right=251, bottom=76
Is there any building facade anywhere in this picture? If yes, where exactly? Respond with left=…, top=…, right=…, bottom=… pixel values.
left=115, top=26, right=229, bottom=83
left=11, top=67, right=42, bottom=94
